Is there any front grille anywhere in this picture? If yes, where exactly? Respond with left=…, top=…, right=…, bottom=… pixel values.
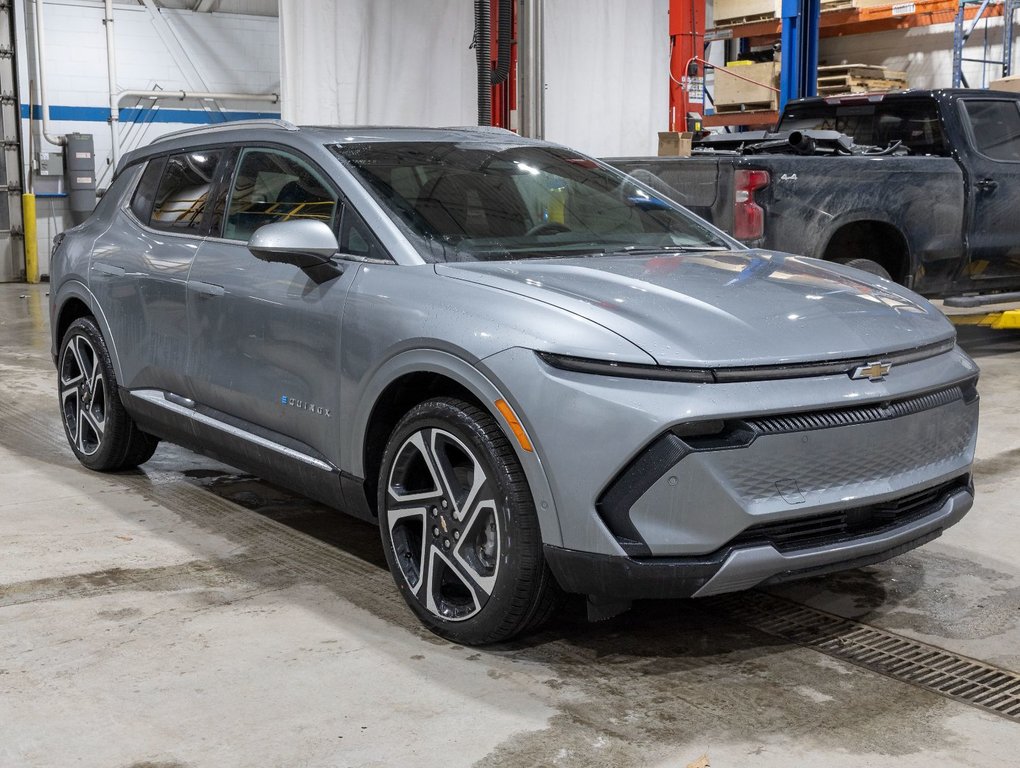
left=748, top=385, right=966, bottom=436
left=728, top=476, right=970, bottom=553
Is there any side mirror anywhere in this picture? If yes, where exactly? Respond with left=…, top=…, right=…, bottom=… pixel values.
left=247, top=219, right=339, bottom=269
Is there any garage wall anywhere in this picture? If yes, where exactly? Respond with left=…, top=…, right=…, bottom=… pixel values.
left=819, top=19, right=1013, bottom=90
left=16, top=0, right=281, bottom=274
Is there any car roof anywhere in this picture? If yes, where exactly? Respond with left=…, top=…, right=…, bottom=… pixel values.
left=117, top=120, right=541, bottom=172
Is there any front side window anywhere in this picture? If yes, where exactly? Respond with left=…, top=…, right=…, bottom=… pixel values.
left=962, top=100, right=1020, bottom=162
left=147, top=150, right=223, bottom=233
left=333, top=142, right=733, bottom=263
left=222, top=148, right=338, bottom=241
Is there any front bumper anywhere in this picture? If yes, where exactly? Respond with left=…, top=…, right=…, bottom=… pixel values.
left=545, top=479, right=973, bottom=600
left=482, top=345, right=980, bottom=561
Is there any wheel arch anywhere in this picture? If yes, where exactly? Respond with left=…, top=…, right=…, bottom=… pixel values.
left=349, top=349, right=563, bottom=548
left=52, top=282, right=125, bottom=382
left=820, top=216, right=912, bottom=285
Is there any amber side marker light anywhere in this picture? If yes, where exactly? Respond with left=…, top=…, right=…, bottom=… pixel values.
left=494, top=399, right=534, bottom=453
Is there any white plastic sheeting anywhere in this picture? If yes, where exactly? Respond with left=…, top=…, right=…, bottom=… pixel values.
left=544, top=0, right=669, bottom=157
left=279, top=0, right=669, bottom=156
left=279, top=0, right=477, bottom=126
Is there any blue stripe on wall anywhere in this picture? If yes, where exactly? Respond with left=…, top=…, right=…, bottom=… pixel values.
left=20, top=104, right=281, bottom=124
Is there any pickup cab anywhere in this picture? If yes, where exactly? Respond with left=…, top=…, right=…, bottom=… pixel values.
left=609, top=89, right=1020, bottom=299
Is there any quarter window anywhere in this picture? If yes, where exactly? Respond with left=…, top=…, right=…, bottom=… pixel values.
left=148, top=150, right=223, bottom=233
left=962, top=100, right=1020, bottom=162
left=130, top=156, right=167, bottom=225
left=223, top=148, right=338, bottom=241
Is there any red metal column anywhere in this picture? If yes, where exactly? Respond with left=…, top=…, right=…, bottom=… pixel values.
left=669, top=0, right=706, bottom=131
left=490, top=0, right=517, bottom=130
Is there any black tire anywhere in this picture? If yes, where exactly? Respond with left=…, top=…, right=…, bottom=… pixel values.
left=57, top=316, right=159, bottom=471
left=377, top=397, right=558, bottom=645
left=835, top=257, right=892, bottom=281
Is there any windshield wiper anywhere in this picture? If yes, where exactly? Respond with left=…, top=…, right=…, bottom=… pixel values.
left=606, top=244, right=731, bottom=256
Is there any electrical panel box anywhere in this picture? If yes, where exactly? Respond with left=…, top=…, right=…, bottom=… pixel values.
left=37, top=150, right=64, bottom=176
left=64, top=133, right=97, bottom=225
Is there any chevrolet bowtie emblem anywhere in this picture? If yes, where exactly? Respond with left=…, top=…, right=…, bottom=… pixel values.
left=851, top=361, right=893, bottom=382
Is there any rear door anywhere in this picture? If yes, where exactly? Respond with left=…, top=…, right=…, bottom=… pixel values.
left=186, top=145, right=379, bottom=465
left=90, top=149, right=224, bottom=395
left=957, top=96, right=1020, bottom=285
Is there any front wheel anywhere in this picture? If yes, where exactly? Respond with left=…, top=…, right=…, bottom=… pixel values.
left=378, top=397, right=557, bottom=644
left=57, top=316, right=159, bottom=471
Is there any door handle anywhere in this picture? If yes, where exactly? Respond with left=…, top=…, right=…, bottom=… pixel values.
left=191, top=281, right=224, bottom=297
left=975, top=178, right=998, bottom=192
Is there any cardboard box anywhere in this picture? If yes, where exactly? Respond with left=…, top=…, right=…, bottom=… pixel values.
left=658, top=132, right=694, bottom=157
left=990, top=75, right=1020, bottom=94
left=714, top=61, right=780, bottom=110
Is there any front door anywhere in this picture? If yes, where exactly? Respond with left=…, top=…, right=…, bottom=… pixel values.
left=186, top=146, right=358, bottom=466
left=958, top=97, right=1020, bottom=286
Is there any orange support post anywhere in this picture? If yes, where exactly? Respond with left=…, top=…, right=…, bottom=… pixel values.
left=669, top=0, right=706, bottom=132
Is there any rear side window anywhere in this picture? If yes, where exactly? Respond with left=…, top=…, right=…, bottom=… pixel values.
left=962, top=100, right=1020, bottom=162
left=222, top=148, right=338, bottom=241
left=129, top=157, right=167, bottom=224
left=781, top=99, right=949, bottom=155
left=147, top=150, right=223, bottom=233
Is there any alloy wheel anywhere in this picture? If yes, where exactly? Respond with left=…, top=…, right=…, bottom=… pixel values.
left=60, top=334, right=107, bottom=456
left=385, top=427, right=501, bottom=621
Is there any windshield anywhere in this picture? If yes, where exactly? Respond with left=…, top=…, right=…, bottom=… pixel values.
left=332, top=141, right=734, bottom=262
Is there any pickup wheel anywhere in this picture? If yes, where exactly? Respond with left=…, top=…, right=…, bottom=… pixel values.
left=378, top=397, right=558, bottom=645
left=836, top=257, right=892, bottom=281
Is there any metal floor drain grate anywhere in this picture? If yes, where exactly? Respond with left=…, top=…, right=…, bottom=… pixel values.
left=714, top=591, right=1020, bottom=722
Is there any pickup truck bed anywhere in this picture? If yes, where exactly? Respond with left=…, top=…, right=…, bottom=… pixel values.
left=609, top=89, right=1020, bottom=299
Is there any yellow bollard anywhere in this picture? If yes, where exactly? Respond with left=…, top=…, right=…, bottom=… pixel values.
left=23, top=193, right=39, bottom=284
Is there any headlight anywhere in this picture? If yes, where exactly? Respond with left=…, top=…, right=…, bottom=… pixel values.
left=535, top=351, right=714, bottom=383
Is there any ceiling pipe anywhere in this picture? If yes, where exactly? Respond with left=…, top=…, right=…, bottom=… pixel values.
left=104, top=0, right=120, bottom=171
left=116, top=90, right=280, bottom=105
left=31, top=0, right=66, bottom=146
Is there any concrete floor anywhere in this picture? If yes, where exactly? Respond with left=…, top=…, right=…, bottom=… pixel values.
left=2, top=281, right=1019, bottom=768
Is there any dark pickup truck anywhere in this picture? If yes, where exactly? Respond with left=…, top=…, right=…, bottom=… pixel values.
left=609, top=89, right=1020, bottom=300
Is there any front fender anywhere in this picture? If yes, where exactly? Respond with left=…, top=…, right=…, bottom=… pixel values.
left=345, top=347, right=563, bottom=548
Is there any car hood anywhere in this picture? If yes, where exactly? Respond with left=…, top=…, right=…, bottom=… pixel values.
left=436, top=250, right=955, bottom=367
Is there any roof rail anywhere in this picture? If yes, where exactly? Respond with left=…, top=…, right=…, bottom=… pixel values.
left=151, top=118, right=299, bottom=144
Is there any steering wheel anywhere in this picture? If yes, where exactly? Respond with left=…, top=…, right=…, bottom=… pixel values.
left=525, top=221, right=572, bottom=237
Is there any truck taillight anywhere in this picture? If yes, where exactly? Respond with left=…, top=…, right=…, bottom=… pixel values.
left=734, top=169, right=769, bottom=241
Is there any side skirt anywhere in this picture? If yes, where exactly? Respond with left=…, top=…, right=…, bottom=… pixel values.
left=122, top=388, right=374, bottom=522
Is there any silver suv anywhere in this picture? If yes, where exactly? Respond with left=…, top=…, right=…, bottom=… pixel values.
left=50, top=121, right=979, bottom=644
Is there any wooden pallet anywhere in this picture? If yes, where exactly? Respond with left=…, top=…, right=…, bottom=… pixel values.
left=713, top=11, right=775, bottom=28
left=818, top=79, right=909, bottom=95
left=821, top=0, right=855, bottom=11
left=714, top=100, right=778, bottom=113
left=818, top=63, right=908, bottom=81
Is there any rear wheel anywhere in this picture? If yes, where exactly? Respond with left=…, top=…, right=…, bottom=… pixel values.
left=58, top=317, right=158, bottom=471
left=378, top=397, right=557, bottom=644
left=836, top=257, right=892, bottom=281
